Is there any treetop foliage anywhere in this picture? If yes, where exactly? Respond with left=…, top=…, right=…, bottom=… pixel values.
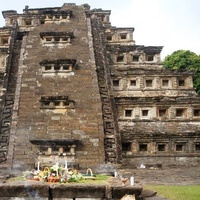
left=163, top=50, right=200, bottom=70
left=163, top=50, right=200, bottom=94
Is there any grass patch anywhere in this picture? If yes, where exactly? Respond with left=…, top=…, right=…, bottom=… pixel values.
left=95, top=174, right=111, bottom=181
left=145, top=185, right=200, bottom=200
left=78, top=174, right=111, bottom=184
left=7, top=176, right=26, bottom=182
left=93, top=174, right=111, bottom=184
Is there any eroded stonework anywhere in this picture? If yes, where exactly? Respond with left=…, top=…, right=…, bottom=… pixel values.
left=0, top=3, right=199, bottom=170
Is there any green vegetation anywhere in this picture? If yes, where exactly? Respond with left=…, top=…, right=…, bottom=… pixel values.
left=94, top=174, right=111, bottom=182
left=7, top=175, right=26, bottom=182
left=145, top=185, right=200, bottom=200
left=163, top=50, right=200, bottom=94
left=77, top=174, right=111, bottom=185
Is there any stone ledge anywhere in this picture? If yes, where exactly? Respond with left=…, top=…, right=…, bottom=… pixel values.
left=0, top=183, right=49, bottom=198
left=112, top=186, right=142, bottom=199
left=0, top=182, right=143, bottom=199
left=51, top=184, right=107, bottom=198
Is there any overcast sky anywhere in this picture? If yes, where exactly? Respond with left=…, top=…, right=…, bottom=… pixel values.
left=0, top=0, right=199, bottom=59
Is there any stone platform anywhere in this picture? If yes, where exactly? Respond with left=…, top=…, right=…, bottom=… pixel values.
left=1, top=165, right=199, bottom=199
left=0, top=180, right=142, bottom=200
left=118, top=165, right=200, bottom=186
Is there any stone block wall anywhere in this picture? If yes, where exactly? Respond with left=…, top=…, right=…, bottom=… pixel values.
left=0, top=3, right=200, bottom=169
left=6, top=4, right=105, bottom=169
left=0, top=183, right=142, bottom=200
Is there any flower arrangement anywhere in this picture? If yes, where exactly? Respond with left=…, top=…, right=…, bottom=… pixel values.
left=24, top=164, right=83, bottom=183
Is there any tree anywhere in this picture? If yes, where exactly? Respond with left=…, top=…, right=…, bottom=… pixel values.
left=163, top=50, right=200, bottom=94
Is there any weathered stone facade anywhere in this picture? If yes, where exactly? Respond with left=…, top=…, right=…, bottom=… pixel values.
left=0, top=3, right=199, bottom=170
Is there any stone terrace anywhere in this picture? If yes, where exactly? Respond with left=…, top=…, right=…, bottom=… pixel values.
left=118, top=165, right=200, bottom=186
left=0, top=165, right=200, bottom=199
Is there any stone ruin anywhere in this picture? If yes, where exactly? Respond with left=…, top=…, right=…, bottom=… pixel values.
left=0, top=3, right=199, bottom=172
